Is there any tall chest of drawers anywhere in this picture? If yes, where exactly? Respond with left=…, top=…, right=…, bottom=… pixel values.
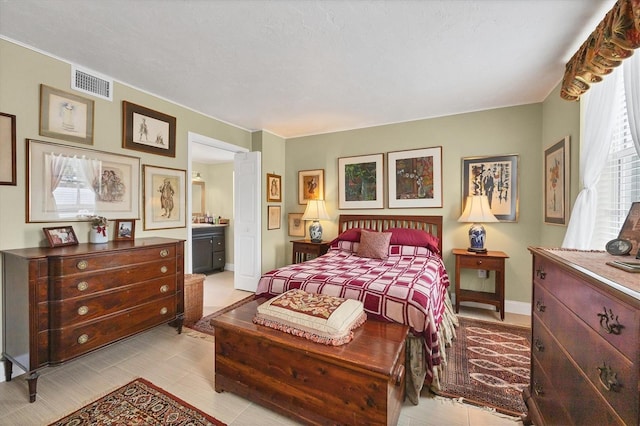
left=1, top=237, right=184, bottom=402
left=525, top=247, right=639, bottom=426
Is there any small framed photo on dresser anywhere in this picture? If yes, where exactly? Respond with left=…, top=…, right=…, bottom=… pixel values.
left=114, top=219, right=135, bottom=241
left=43, top=226, right=78, bottom=248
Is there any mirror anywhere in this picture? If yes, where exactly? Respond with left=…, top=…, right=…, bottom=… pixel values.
left=192, top=181, right=205, bottom=217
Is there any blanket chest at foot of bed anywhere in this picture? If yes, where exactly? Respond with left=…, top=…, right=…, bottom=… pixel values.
left=213, top=299, right=409, bottom=425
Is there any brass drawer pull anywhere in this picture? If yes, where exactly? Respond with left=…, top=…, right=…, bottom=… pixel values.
left=160, top=284, right=169, bottom=293
left=77, top=306, right=89, bottom=316
left=76, top=260, right=89, bottom=270
left=160, top=307, right=168, bottom=315
left=160, top=249, right=169, bottom=258
left=597, top=307, right=623, bottom=335
left=535, top=300, right=546, bottom=313
left=535, top=267, right=546, bottom=279
left=160, top=266, right=168, bottom=273
left=77, top=281, right=89, bottom=291
left=597, top=362, right=620, bottom=392
left=77, top=334, right=89, bottom=344
left=534, top=338, right=544, bottom=352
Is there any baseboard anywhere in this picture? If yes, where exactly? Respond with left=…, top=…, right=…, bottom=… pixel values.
left=457, top=299, right=531, bottom=317
left=224, top=263, right=234, bottom=271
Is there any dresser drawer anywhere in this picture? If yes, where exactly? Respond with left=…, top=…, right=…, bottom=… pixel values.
left=533, top=256, right=639, bottom=360
left=49, top=295, right=177, bottom=364
left=48, top=245, right=176, bottom=276
left=529, top=356, right=572, bottom=426
left=48, top=276, right=176, bottom=328
left=49, top=258, right=177, bottom=300
left=457, top=255, right=503, bottom=270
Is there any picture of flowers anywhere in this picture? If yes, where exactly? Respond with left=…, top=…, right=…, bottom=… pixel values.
left=544, top=137, right=570, bottom=225
left=338, top=154, right=384, bottom=209
left=388, top=147, right=442, bottom=208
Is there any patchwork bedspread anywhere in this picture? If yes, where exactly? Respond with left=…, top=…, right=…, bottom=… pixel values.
left=256, top=241, right=451, bottom=383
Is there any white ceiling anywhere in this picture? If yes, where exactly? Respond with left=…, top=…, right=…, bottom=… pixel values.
left=0, top=0, right=615, bottom=141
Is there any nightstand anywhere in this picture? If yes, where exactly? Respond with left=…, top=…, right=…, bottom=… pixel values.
left=291, top=240, right=330, bottom=264
left=452, top=248, right=509, bottom=320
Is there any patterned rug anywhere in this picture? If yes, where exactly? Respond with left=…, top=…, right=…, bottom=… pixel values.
left=186, top=294, right=255, bottom=336
left=434, top=317, right=531, bottom=417
left=49, top=378, right=226, bottom=425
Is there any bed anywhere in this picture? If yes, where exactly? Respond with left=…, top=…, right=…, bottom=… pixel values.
left=255, top=214, right=457, bottom=403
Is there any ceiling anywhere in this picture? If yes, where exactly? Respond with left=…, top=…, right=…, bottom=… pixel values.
left=0, top=0, right=615, bottom=141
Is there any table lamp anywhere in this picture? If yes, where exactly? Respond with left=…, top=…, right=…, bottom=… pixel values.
left=302, top=199, right=330, bottom=243
left=458, top=195, right=498, bottom=253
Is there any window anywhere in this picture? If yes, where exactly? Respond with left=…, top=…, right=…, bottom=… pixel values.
left=592, top=79, right=640, bottom=249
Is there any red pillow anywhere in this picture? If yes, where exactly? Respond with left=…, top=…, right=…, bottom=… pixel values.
left=387, top=228, right=440, bottom=253
left=329, top=228, right=375, bottom=245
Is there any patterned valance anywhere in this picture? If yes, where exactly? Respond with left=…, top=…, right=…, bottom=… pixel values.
left=561, top=0, right=640, bottom=101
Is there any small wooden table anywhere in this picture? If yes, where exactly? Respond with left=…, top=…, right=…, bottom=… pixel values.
left=452, top=248, right=509, bottom=320
left=291, top=239, right=330, bottom=263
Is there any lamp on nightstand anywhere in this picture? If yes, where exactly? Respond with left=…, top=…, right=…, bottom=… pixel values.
left=302, top=199, right=330, bottom=243
left=458, top=195, right=498, bottom=253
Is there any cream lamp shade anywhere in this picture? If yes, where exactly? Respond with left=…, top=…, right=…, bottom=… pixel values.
left=301, top=199, right=330, bottom=243
left=458, top=195, right=498, bottom=253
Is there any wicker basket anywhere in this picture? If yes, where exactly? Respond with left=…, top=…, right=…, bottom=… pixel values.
left=184, top=273, right=205, bottom=324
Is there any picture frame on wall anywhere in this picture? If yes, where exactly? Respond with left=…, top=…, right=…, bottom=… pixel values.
left=27, top=139, right=140, bottom=223
left=388, top=146, right=443, bottom=208
left=114, top=219, right=135, bottom=241
left=123, top=101, right=176, bottom=157
left=266, top=173, right=282, bottom=202
left=461, top=154, right=519, bottom=222
left=268, top=205, right=281, bottom=230
left=0, top=112, right=17, bottom=185
left=544, top=136, right=570, bottom=225
left=338, top=153, right=384, bottom=209
left=298, top=169, right=324, bottom=204
left=143, top=165, right=186, bottom=230
left=39, top=84, right=94, bottom=145
left=43, top=226, right=79, bottom=248
left=288, top=213, right=305, bottom=237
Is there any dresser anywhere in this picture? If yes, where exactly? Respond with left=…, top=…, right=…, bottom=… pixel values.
left=1, top=237, right=184, bottom=402
left=525, top=247, right=639, bottom=426
left=192, top=225, right=226, bottom=273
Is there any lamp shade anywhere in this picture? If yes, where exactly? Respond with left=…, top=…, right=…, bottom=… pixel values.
left=458, top=195, right=498, bottom=253
left=302, top=199, right=329, bottom=243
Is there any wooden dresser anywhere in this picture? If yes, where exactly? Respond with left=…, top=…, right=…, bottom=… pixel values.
left=525, top=247, right=639, bottom=425
left=1, top=237, right=184, bottom=402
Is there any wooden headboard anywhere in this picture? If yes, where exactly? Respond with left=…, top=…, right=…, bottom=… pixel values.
left=337, top=214, right=443, bottom=254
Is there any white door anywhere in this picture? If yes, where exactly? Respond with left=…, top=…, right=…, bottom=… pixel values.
left=233, top=151, right=261, bottom=292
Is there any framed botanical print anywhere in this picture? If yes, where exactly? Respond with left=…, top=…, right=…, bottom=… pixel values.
left=123, top=101, right=176, bottom=157
left=544, top=136, right=570, bottom=225
left=40, top=84, right=94, bottom=145
left=143, top=165, right=186, bottom=230
left=288, top=213, right=305, bottom=237
left=0, top=112, right=16, bottom=185
left=388, top=146, right=442, bottom=208
left=338, top=154, right=384, bottom=209
left=266, top=173, right=281, bottom=202
left=462, top=154, right=519, bottom=222
left=267, top=205, right=281, bottom=230
left=298, top=169, right=324, bottom=204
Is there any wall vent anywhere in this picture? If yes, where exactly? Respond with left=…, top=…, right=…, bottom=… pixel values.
left=71, top=66, right=113, bottom=101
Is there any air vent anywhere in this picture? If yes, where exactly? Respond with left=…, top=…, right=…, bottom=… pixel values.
left=71, top=66, right=113, bottom=101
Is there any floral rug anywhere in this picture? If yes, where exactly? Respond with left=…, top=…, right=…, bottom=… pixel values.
left=48, top=378, right=225, bottom=425
left=186, top=294, right=255, bottom=337
left=433, top=317, right=531, bottom=417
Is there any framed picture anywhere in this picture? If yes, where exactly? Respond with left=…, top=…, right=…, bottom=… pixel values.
left=43, top=226, right=78, bottom=248
left=114, top=219, right=136, bottom=241
left=544, top=136, right=570, bottom=225
left=143, top=165, right=186, bottom=230
left=123, top=101, right=176, bottom=157
left=338, top=154, right=384, bottom=209
left=27, top=139, right=140, bottom=223
left=39, top=84, right=94, bottom=145
left=462, top=154, right=519, bottom=222
left=618, top=202, right=640, bottom=257
left=388, top=146, right=442, bottom=208
left=266, top=173, right=282, bottom=202
left=0, top=112, right=16, bottom=185
left=288, top=213, right=305, bottom=237
left=298, top=169, right=324, bottom=204
left=268, top=205, right=281, bottom=230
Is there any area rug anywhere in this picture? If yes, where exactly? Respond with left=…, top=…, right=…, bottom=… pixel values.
left=186, top=294, right=255, bottom=337
left=49, top=378, right=226, bottom=425
left=433, top=317, right=531, bottom=417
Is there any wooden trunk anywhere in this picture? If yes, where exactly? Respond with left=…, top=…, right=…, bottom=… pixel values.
left=212, top=299, right=409, bottom=425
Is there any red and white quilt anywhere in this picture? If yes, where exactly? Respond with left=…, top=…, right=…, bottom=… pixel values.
left=256, top=240, right=451, bottom=383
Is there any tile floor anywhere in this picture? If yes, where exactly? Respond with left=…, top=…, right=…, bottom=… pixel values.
left=0, top=271, right=529, bottom=425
